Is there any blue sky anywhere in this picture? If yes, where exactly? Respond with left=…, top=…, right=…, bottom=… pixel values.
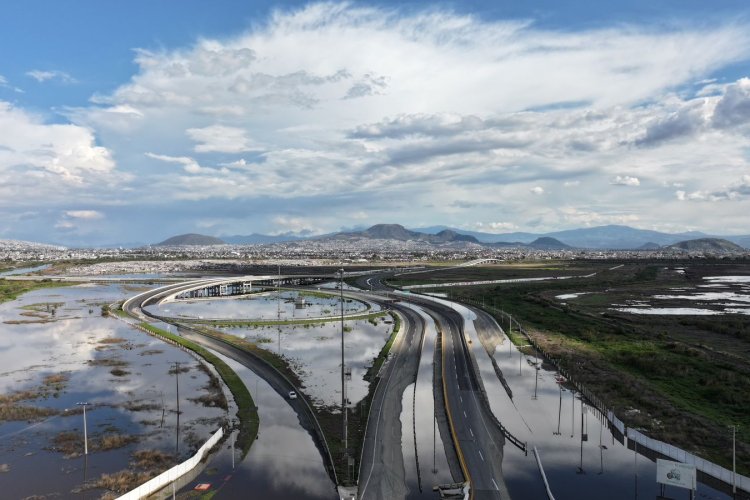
left=1, top=1, right=750, bottom=245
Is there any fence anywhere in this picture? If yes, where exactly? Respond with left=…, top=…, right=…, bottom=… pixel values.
left=116, top=427, right=224, bottom=500
left=628, top=428, right=749, bottom=493
left=457, top=298, right=749, bottom=495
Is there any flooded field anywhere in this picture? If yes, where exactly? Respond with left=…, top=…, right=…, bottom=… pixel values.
left=0, top=284, right=228, bottom=498
left=222, top=317, right=393, bottom=408
left=146, top=290, right=372, bottom=321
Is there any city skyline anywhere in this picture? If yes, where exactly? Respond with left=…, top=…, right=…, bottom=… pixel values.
left=2, top=1, right=750, bottom=245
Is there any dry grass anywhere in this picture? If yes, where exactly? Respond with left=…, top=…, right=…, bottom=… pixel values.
left=138, top=349, right=164, bottom=356
left=132, top=449, right=174, bottom=469
left=88, top=358, right=128, bottom=367
left=98, top=337, right=127, bottom=344
left=91, top=470, right=157, bottom=494
left=50, top=431, right=83, bottom=456
left=0, top=404, right=58, bottom=422
left=0, top=390, right=38, bottom=404
left=98, top=433, right=138, bottom=451
left=43, top=373, right=69, bottom=389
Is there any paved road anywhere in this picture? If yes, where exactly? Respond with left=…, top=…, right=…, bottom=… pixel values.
left=358, top=305, right=424, bottom=500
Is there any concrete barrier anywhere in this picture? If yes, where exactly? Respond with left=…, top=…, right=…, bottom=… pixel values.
left=116, top=427, right=224, bottom=500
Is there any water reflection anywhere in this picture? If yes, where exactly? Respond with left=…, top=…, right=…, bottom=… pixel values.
left=183, top=353, right=336, bottom=499
left=469, top=312, right=733, bottom=500
left=145, top=290, right=372, bottom=321
left=0, top=284, right=226, bottom=497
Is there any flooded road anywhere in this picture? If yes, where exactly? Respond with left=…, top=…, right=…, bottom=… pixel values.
left=180, top=352, right=336, bottom=499
left=400, top=304, right=454, bottom=498
left=470, top=308, right=734, bottom=500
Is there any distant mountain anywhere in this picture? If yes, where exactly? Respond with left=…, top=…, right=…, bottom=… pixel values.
left=666, top=238, right=745, bottom=253
left=330, top=224, right=480, bottom=244
left=528, top=237, right=571, bottom=250
left=637, top=242, right=661, bottom=250
left=412, top=224, right=750, bottom=249
left=156, top=233, right=225, bottom=246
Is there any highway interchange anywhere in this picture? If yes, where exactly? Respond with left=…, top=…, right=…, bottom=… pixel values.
left=123, top=271, right=519, bottom=499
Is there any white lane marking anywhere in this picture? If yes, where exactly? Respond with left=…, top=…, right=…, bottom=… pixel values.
left=463, top=410, right=467, bottom=418
left=459, top=395, right=463, bottom=403
left=478, top=450, right=484, bottom=461
left=469, top=428, right=474, bottom=437
left=492, top=478, right=499, bottom=490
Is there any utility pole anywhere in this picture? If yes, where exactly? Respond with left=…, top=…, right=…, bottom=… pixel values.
left=76, top=402, right=90, bottom=455
left=171, top=362, right=181, bottom=456
left=338, top=268, right=348, bottom=480
left=731, top=425, right=737, bottom=496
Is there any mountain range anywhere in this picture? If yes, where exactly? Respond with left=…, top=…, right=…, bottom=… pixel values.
left=151, top=224, right=750, bottom=250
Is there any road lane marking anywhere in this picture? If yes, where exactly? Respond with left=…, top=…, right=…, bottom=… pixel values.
left=463, top=410, right=467, bottom=418
left=492, top=478, right=499, bottom=490
left=469, top=428, right=474, bottom=437
left=478, top=450, right=484, bottom=461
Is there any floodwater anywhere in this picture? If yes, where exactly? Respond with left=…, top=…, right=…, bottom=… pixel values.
left=400, top=304, right=454, bottom=498
left=179, top=351, right=336, bottom=499
left=0, top=284, right=227, bottom=498
left=471, top=312, right=734, bottom=500
left=610, top=274, right=750, bottom=316
left=146, top=290, right=372, bottom=321
left=0, top=263, right=51, bottom=276
left=224, top=317, right=393, bottom=407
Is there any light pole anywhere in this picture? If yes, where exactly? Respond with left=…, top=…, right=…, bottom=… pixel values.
left=732, top=425, right=737, bottom=497
left=76, top=402, right=90, bottom=455
left=338, top=268, right=348, bottom=479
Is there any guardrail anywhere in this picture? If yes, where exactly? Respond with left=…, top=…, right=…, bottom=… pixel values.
left=469, top=301, right=749, bottom=495
left=628, top=428, right=749, bottom=494
left=116, top=427, right=224, bottom=500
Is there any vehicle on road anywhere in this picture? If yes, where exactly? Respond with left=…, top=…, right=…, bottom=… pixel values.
left=289, top=391, right=297, bottom=400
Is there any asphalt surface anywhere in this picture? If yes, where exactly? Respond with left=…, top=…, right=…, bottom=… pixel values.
left=398, top=297, right=511, bottom=500
left=126, top=275, right=515, bottom=500
left=358, top=305, right=424, bottom=500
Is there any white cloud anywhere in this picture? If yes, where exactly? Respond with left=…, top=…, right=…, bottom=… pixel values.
left=472, top=221, right=518, bottom=233
left=0, top=75, right=23, bottom=93
left=18, top=3, right=750, bottom=239
left=65, top=210, right=104, bottom=220
left=186, top=124, right=263, bottom=153
left=0, top=101, right=115, bottom=208
left=26, top=70, right=76, bottom=84
left=611, top=175, right=640, bottom=186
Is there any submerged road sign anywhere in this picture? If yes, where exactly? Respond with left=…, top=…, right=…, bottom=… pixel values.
left=656, top=459, right=697, bottom=490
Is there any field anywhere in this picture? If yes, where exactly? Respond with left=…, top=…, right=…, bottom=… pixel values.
left=401, top=259, right=750, bottom=475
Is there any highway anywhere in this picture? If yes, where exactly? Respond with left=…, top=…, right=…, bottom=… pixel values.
left=358, top=305, right=423, bottom=499
left=124, top=274, right=514, bottom=499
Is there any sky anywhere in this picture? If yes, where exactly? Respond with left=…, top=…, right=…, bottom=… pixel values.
left=1, top=1, right=750, bottom=246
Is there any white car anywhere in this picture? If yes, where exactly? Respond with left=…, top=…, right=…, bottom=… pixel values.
left=288, top=391, right=297, bottom=400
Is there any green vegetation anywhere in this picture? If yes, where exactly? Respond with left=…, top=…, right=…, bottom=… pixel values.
left=443, top=260, right=750, bottom=474
left=0, top=279, right=71, bottom=305
left=363, top=311, right=400, bottom=383
left=138, top=323, right=258, bottom=457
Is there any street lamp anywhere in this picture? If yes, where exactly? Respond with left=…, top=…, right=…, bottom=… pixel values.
left=338, top=268, right=348, bottom=479
left=76, top=402, right=90, bottom=455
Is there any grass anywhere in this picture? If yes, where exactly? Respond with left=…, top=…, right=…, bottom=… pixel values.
left=363, top=312, right=400, bottom=383
left=0, top=279, right=72, bottom=305
left=138, top=322, right=258, bottom=457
